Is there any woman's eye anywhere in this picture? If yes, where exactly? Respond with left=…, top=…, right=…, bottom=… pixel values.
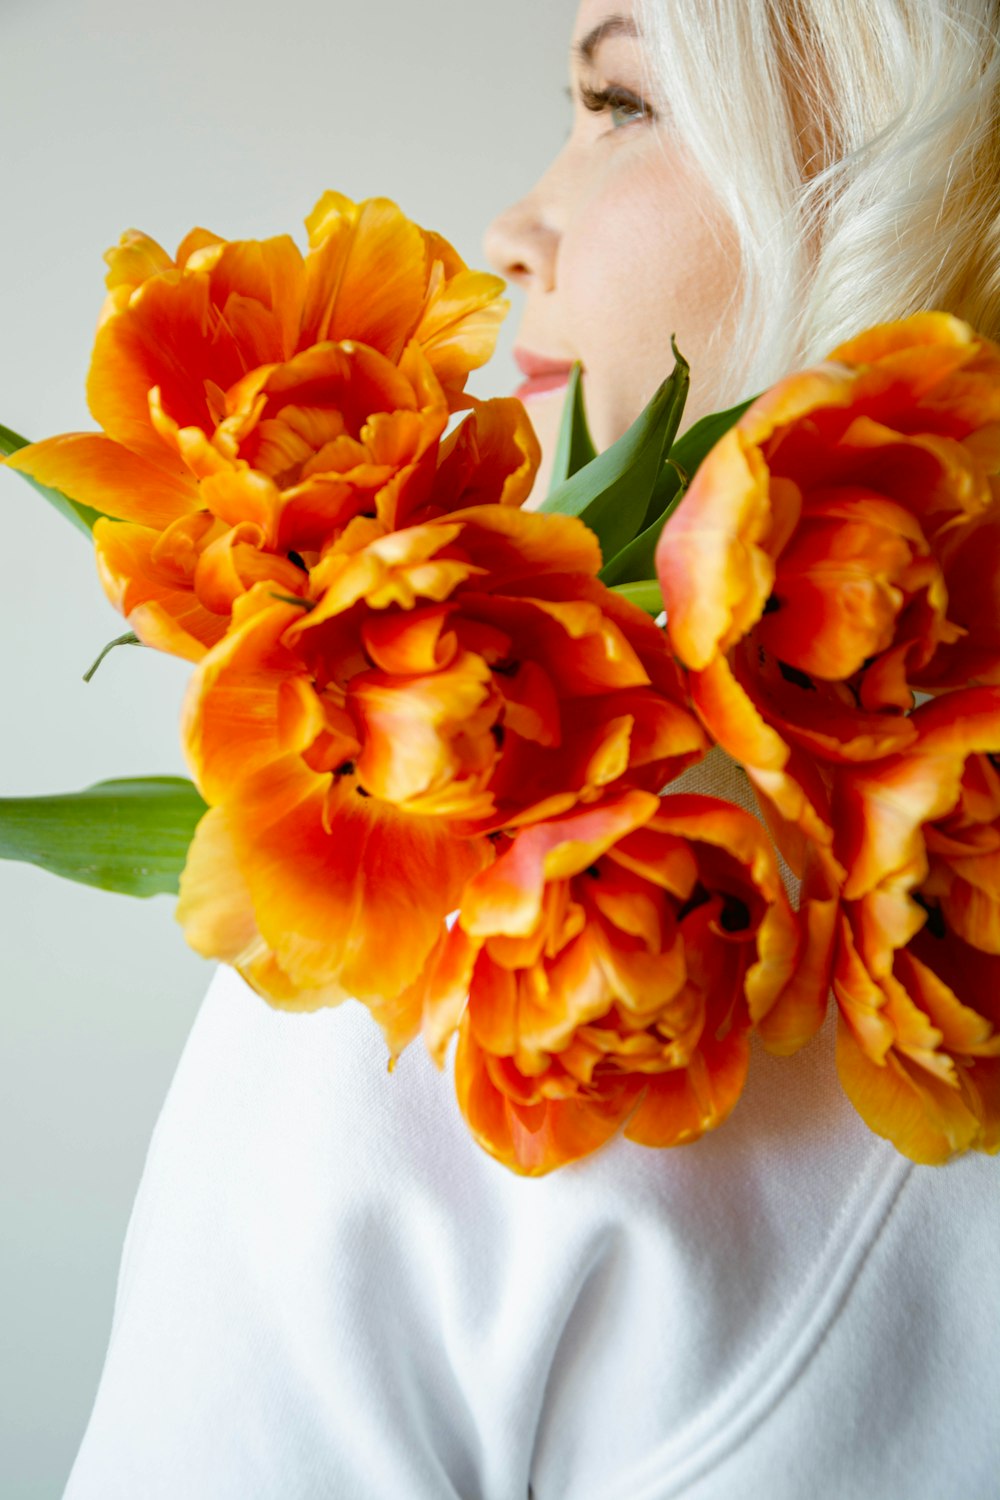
left=578, top=82, right=653, bottom=131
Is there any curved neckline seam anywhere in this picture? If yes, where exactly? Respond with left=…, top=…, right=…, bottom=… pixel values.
left=597, top=1147, right=915, bottom=1500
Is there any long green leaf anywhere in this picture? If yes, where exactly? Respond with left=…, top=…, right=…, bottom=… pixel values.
left=0, top=776, right=207, bottom=897
left=602, top=393, right=759, bottom=584
left=599, top=508, right=673, bottom=586
left=539, top=343, right=690, bottom=563
left=638, top=393, right=757, bottom=533
left=546, top=363, right=596, bottom=493
left=0, top=423, right=109, bottom=538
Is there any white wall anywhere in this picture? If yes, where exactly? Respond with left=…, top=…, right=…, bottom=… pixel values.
left=0, top=1, right=571, bottom=1491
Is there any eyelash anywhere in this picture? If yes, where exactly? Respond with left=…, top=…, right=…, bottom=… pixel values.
left=578, top=82, right=654, bottom=129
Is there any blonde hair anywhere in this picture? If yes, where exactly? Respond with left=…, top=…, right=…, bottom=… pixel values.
left=636, top=0, right=1000, bottom=401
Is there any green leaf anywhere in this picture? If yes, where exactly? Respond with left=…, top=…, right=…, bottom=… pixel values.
left=83, top=632, right=144, bottom=683
left=539, top=342, right=690, bottom=563
left=599, top=509, right=671, bottom=587
left=547, top=363, right=596, bottom=493
left=0, top=423, right=110, bottom=538
left=639, top=393, right=757, bottom=533
left=0, top=776, right=208, bottom=897
left=602, top=392, right=759, bottom=585
left=608, top=579, right=664, bottom=617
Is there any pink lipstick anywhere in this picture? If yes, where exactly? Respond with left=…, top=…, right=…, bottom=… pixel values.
left=513, top=348, right=576, bottom=402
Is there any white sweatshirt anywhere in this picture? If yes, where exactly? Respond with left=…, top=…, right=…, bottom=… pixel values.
left=63, top=753, right=1000, bottom=1500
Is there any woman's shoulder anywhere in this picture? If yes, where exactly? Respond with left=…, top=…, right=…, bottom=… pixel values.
left=64, top=961, right=999, bottom=1500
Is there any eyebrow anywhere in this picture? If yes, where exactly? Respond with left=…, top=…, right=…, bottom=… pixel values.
left=573, top=15, right=641, bottom=67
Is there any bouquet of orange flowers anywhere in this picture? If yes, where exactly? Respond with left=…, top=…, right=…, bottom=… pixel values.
left=3, top=191, right=998, bottom=1174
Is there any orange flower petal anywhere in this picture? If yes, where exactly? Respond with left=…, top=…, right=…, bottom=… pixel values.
left=623, top=1021, right=750, bottom=1148
left=3, top=433, right=197, bottom=527
left=835, top=1009, right=980, bottom=1164
left=459, top=790, right=661, bottom=939
left=93, top=517, right=229, bottom=660
left=454, top=1016, right=643, bottom=1175
left=88, top=271, right=244, bottom=467
left=181, top=587, right=322, bottom=799
left=227, top=757, right=490, bottom=1003
left=301, top=196, right=428, bottom=359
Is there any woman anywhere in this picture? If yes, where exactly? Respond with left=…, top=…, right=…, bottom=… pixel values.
left=63, top=2, right=1000, bottom=1496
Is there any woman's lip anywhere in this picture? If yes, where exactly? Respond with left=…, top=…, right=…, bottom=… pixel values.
left=514, top=370, right=572, bottom=401
left=513, top=347, right=577, bottom=379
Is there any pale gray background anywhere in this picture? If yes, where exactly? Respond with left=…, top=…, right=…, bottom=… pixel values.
left=0, top=1, right=572, bottom=1491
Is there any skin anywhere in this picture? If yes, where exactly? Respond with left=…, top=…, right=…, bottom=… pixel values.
left=483, top=0, right=742, bottom=500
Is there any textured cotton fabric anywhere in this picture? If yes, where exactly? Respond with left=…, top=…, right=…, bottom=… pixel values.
left=63, top=753, right=1000, bottom=1500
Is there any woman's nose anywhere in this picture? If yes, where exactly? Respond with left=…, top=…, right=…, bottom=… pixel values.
left=483, top=192, right=559, bottom=293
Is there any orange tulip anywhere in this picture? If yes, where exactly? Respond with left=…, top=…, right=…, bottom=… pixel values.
left=175, top=506, right=709, bottom=1052
left=912, top=492, right=1000, bottom=691
left=4, top=193, right=518, bottom=661
left=829, top=688, right=1000, bottom=1161
left=656, top=313, right=1000, bottom=874
left=409, top=789, right=822, bottom=1175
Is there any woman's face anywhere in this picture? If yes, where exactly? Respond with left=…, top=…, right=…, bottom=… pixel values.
left=484, top=0, right=742, bottom=499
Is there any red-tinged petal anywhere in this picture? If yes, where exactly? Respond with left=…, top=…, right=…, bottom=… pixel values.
left=198, top=467, right=283, bottom=543
left=467, top=954, right=520, bottom=1056
left=93, top=516, right=229, bottom=660
left=445, top=503, right=603, bottom=585
left=192, top=523, right=304, bottom=616
left=941, top=872, right=1000, bottom=953
left=737, top=644, right=918, bottom=763
left=910, top=685, right=1000, bottom=756
left=518, top=933, right=614, bottom=1056
left=262, top=339, right=417, bottom=431
left=589, top=920, right=688, bottom=1018
left=3, top=433, right=198, bottom=527
left=361, top=605, right=457, bottom=676
left=350, top=651, right=500, bottom=808
left=201, top=235, right=305, bottom=364
left=606, top=827, right=699, bottom=899
left=176, top=800, right=357, bottom=1008
left=419, top=924, right=482, bottom=1069
left=175, top=804, right=261, bottom=963
left=623, top=1021, right=750, bottom=1148
left=459, top=791, right=661, bottom=939
left=917, top=505, right=1000, bottom=689
left=433, top=396, right=540, bottom=512
left=228, top=759, right=491, bottom=1002
left=147, top=386, right=244, bottom=479
left=454, top=1017, right=642, bottom=1175
left=496, top=659, right=562, bottom=748
left=963, top=1057, right=1000, bottom=1153
left=757, top=513, right=914, bottom=679
left=835, top=751, right=962, bottom=901
left=651, top=793, right=786, bottom=897
left=88, top=272, right=245, bottom=467
left=301, top=197, right=428, bottom=359
left=657, top=427, right=779, bottom=668
left=754, top=878, right=837, bottom=1053
left=894, top=946, right=999, bottom=1056
left=181, top=588, right=321, bottom=797
left=832, top=912, right=896, bottom=1064
left=835, top=1010, right=980, bottom=1164
left=688, top=656, right=790, bottom=770
left=746, top=742, right=837, bottom=880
